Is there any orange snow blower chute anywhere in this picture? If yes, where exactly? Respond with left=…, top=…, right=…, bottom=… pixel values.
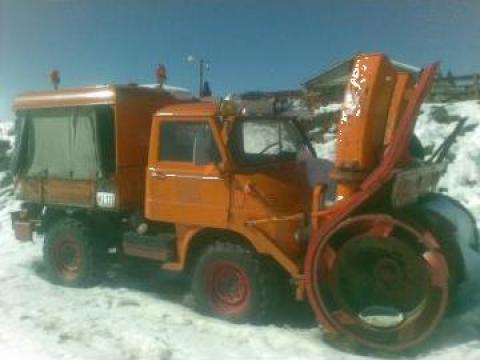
left=331, top=54, right=415, bottom=199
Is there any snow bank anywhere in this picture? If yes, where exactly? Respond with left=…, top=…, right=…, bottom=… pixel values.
left=313, top=103, right=342, bottom=115
left=417, top=101, right=480, bottom=219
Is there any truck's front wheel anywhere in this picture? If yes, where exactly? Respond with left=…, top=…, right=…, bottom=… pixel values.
left=192, top=241, right=276, bottom=323
left=43, top=218, right=102, bottom=287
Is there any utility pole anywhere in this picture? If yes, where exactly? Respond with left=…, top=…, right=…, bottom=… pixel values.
left=199, top=58, right=205, bottom=98
left=188, top=56, right=209, bottom=97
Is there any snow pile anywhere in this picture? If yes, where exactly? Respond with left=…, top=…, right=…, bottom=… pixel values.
left=0, top=122, right=14, bottom=138
left=0, top=121, right=14, bottom=200
left=313, top=103, right=342, bottom=115
left=416, top=101, right=480, bottom=218
left=2, top=104, right=480, bottom=359
left=309, top=103, right=341, bottom=161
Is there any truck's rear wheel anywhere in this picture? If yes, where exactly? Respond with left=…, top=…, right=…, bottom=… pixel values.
left=305, top=214, right=449, bottom=352
left=43, top=218, right=103, bottom=287
left=192, top=241, right=275, bottom=323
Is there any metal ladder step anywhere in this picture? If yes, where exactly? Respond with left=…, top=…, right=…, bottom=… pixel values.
left=122, top=232, right=176, bottom=262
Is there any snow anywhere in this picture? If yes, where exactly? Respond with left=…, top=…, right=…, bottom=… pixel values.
left=313, top=103, right=342, bottom=115
left=1, top=102, right=480, bottom=359
left=140, top=84, right=194, bottom=101
left=0, top=221, right=350, bottom=360
left=419, top=101, right=480, bottom=217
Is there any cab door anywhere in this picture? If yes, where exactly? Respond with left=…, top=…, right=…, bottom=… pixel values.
left=145, top=118, right=229, bottom=227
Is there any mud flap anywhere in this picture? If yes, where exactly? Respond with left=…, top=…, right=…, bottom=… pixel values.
left=11, top=211, right=33, bottom=242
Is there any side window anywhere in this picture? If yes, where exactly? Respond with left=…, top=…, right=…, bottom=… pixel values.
left=159, top=122, right=221, bottom=165
left=95, top=105, right=116, bottom=174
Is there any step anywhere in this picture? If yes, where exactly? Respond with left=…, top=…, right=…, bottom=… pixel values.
left=122, top=231, right=176, bottom=262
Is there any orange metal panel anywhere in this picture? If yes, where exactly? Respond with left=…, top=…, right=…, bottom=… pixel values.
left=229, top=163, right=308, bottom=261
left=123, top=244, right=172, bottom=261
left=333, top=54, right=397, bottom=198
left=384, top=72, right=414, bottom=145
left=335, top=54, right=397, bottom=172
left=154, top=102, right=218, bottom=118
left=114, top=87, right=187, bottom=211
left=17, top=177, right=95, bottom=207
left=16, top=178, right=42, bottom=202
left=145, top=115, right=230, bottom=228
left=43, top=179, right=95, bottom=207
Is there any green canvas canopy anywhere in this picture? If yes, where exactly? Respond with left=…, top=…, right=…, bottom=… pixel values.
left=12, top=106, right=115, bottom=180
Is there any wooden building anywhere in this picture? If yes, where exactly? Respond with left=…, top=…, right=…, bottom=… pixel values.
left=302, top=56, right=421, bottom=104
left=429, top=72, right=480, bottom=102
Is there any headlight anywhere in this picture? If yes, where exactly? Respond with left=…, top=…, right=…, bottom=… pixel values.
left=96, top=192, right=116, bottom=209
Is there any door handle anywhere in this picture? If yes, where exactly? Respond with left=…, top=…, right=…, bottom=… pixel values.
left=148, top=167, right=167, bottom=179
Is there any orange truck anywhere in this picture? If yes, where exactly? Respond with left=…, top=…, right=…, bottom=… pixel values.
left=10, top=54, right=479, bottom=352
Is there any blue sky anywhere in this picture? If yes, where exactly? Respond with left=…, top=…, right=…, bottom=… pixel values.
left=1, top=0, right=479, bottom=121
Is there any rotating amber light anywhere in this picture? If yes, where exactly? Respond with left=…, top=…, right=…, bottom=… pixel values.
left=156, top=64, right=167, bottom=85
left=50, top=69, right=60, bottom=90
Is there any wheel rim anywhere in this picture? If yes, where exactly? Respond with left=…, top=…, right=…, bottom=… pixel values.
left=206, top=261, right=251, bottom=315
left=306, top=215, right=449, bottom=351
left=51, top=235, right=82, bottom=281
left=333, top=233, right=430, bottom=320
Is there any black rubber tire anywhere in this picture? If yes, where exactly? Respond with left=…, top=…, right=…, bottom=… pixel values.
left=191, top=241, right=278, bottom=324
left=43, top=217, right=104, bottom=287
left=399, top=203, right=466, bottom=295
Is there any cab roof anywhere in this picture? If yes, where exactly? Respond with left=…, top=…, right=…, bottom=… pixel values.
left=154, top=101, right=219, bottom=118
left=14, top=84, right=193, bottom=110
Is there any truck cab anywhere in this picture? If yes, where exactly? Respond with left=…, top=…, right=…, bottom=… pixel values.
left=134, top=102, right=316, bottom=273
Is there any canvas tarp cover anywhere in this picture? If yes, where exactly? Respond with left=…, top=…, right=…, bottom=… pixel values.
left=23, top=107, right=100, bottom=179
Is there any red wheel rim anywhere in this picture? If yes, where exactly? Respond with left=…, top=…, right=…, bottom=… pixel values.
left=51, top=235, right=82, bottom=281
left=206, top=261, right=251, bottom=315
left=305, top=214, right=449, bottom=351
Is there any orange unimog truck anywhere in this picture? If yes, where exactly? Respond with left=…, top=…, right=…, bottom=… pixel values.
left=10, top=54, right=479, bottom=352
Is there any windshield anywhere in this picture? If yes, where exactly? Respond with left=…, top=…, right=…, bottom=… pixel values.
left=229, top=118, right=314, bottom=166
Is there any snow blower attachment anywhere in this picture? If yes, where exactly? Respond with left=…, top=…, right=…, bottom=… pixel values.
left=305, top=53, right=478, bottom=352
